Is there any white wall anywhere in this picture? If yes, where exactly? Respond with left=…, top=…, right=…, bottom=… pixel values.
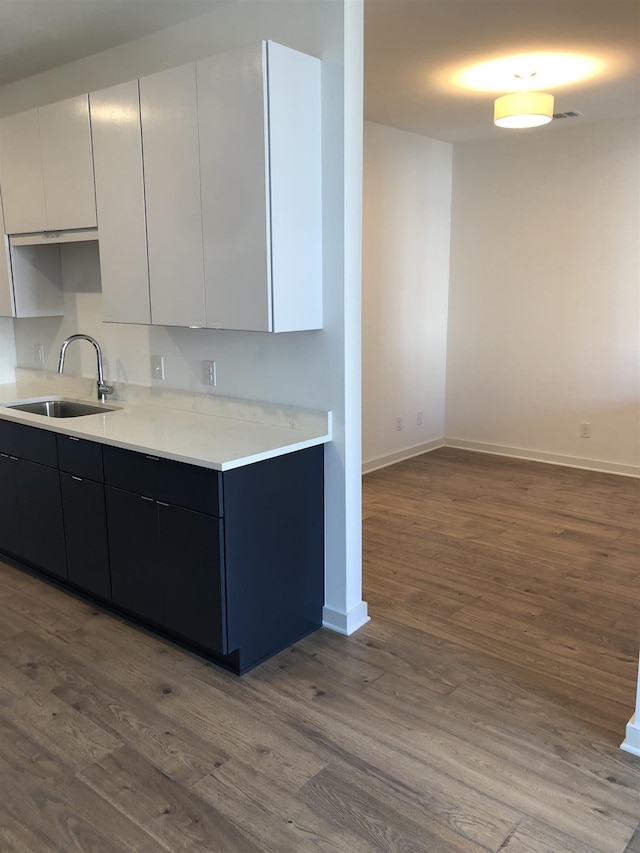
left=362, top=121, right=452, bottom=472
left=1, top=0, right=368, bottom=634
left=0, top=317, right=15, bottom=383
left=446, top=119, right=640, bottom=475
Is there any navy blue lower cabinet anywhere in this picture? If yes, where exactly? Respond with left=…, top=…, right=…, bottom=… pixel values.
left=0, top=419, right=325, bottom=675
left=17, top=459, right=67, bottom=580
left=223, top=444, right=325, bottom=672
left=159, top=503, right=227, bottom=655
left=0, top=421, right=65, bottom=578
left=0, top=452, right=22, bottom=558
left=60, top=473, right=111, bottom=600
left=105, top=486, right=163, bottom=624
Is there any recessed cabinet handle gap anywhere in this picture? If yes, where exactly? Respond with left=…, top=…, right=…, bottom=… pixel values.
left=0, top=453, right=8, bottom=458
left=157, top=501, right=170, bottom=507
left=9, top=456, right=18, bottom=461
left=141, top=495, right=154, bottom=502
left=68, top=436, right=80, bottom=442
left=145, top=455, right=159, bottom=461
left=71, top=475, right=83, bottom=481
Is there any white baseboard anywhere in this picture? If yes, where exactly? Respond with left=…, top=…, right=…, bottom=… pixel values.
left=444, top=439, right=640, bottom=478
left=621, top=714, right=640, bottom=757
left=363, top=437, right=639, bottom=478
left=362, top=438, right=444, bottom=475
left=322, top=601, right=370, bottom=635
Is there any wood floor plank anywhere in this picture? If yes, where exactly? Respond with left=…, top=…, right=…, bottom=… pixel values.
left=297, top=762, right=489, bottom=852
left=78, top=746, right=262, bottom=852
left=495, top=816, right=603, bottom=853
left=625, top=824, right=640, bottom=853
left=0, top=718, right=158, bottom=852
left=193, top=756, right=374, bottom=853
left=1, top=629, right=230, bottom=786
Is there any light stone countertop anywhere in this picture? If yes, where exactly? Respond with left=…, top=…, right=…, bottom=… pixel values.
left=0, top=371, right=331, bottom=471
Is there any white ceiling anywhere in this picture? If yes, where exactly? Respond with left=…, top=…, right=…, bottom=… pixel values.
left=0, top=0, right=638, bottom=142
left=365, top=0, right=640, bottom=142
left=0, top=0, right=227, bottom=86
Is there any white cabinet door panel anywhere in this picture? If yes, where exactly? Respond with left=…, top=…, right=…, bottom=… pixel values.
left=140, top=63, right=205, bottom=328
left=0, top=199, right=15, bottom=317
left=0, top=109, right=47, bottom=234
left=91, top=81, right=151, bottom=324
left=267, top=42, right=322, bottom=332
left=38, top=95, right=96, bottom=231
left=197, top=44, right=271, bottom=331
left=39, top=95, right=97, bottom=231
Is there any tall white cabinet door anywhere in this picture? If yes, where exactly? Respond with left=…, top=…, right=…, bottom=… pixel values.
left=38, top=95, right=97, bottom=231
left=267, top=42, right=322, bottom=332
left=0, top=197, right=15, bottom=317
left=0, top=109, right=47, bottom=234
left=140, top=63, right=205, bottom=328
left=197, top=44, right=272, bottom=331
left=91, top=81, right=151, bottom=324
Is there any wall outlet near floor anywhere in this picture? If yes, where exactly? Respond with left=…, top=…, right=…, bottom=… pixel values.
left=151, top=354, right=165, bottom=381
left=202, top=360, right=217, bottom=387
left=580, top=422, right=592, bottom=439
left=417, top=410, right=423, bottom=426
left=35, top=344, right=44, bottom=365
left=396, top=415, right=403, bottom=431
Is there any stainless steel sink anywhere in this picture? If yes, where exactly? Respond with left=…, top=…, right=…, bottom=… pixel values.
left=4, top=398, right=121, bottom=418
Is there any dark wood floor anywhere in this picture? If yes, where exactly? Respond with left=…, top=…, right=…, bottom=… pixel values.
left=1, top=447, right=638, bottom=851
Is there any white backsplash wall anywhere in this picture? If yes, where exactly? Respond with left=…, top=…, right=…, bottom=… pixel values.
left=0, top=317, right=16, bottom=382
left=362, top=121, right=452, bottom=471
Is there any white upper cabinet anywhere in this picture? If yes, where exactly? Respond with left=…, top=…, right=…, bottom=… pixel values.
left=197, top=42, right=322, bottom=332
left=0, top=197, right=15, bottom=317
left=140, top=63, right=206, bottom=328
left=39, top=95, right=97, bottom=231
left=0, top=109, right=47, bottom=234
left=85, top=41, right=321, bottom=331
left=0, top=95, right=96, bottom=235
left=90, top=81, right=151, bottom=324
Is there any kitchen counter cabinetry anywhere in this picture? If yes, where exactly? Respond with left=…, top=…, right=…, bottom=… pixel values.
left=0, top=95, right=96, bottom=235
left=0, top=419, right=66, bottom=579
left=58, top=434, right=111, bottom=600
left=0, top=419, right=324, bottom=674
left=103, top=445, right=226, bottom=654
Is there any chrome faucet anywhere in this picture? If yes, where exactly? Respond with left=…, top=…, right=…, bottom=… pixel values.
left=58, top=334, right=114, bottom=403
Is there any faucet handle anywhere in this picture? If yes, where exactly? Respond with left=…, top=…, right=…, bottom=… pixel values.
left=98, top=382, right=114, bottom=398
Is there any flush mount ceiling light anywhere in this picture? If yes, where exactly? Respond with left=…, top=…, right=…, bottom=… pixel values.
left=494, top=73, right=554, bottom=129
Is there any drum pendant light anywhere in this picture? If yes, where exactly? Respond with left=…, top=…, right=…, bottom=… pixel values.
left=494, top=73, right=554, bottom=128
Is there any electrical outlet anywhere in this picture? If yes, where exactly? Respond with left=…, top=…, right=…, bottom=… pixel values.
left=35, top=344, right=44, bottom=365
left=202, top=360, right=216, bottom=387
left=580, top=422, right=591, bottom=439
left=151, top=355, right=165, bottom=381
left=396, top=415, right=403, bottom=431
left=417, top=410, right=423, bottom=426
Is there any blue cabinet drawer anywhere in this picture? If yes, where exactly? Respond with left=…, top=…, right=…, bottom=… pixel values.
left=102, top=444, right=223, bottom=516
left=57, top=433, right=104, bottom=481
left=0, top=418, right=58, bottom=467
